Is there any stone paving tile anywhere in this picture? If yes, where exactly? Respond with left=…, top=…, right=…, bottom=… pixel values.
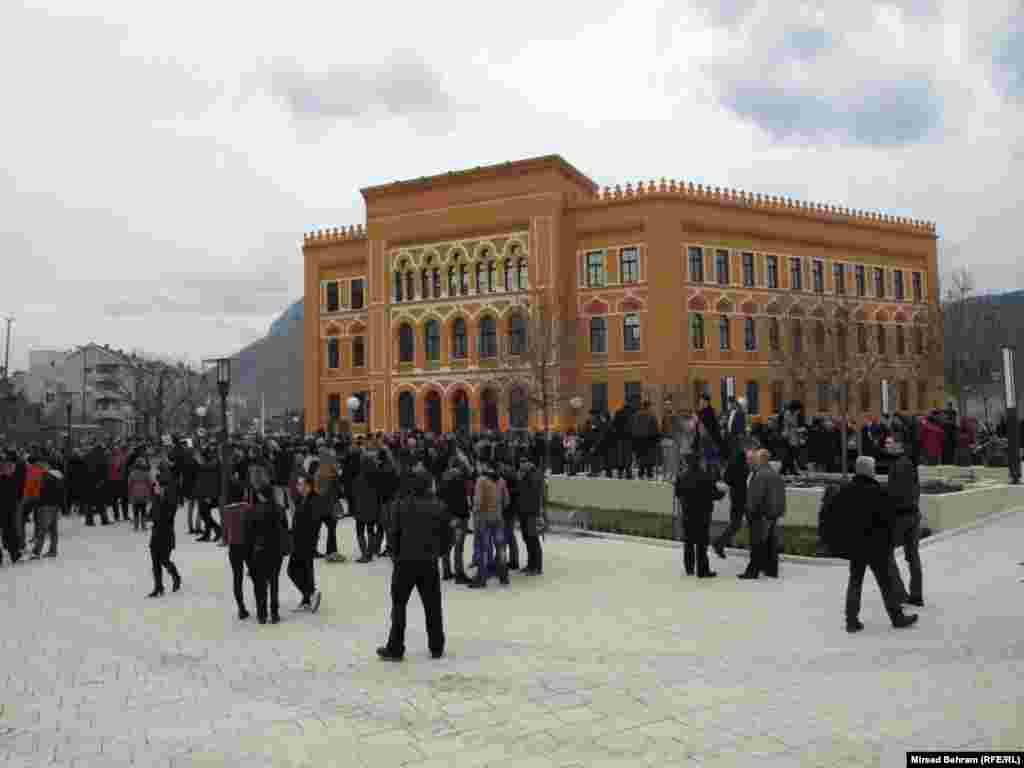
left=2, top=512, right=1024, bottom=766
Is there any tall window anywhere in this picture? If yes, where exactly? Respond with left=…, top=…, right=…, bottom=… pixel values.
left=328, top=394, right=341, bottom=422
left=834, top=263, right=845, bottom=295
left=716, top=249, right=730, bottom=285
left=624, top=314, right=641, bottom=351
left=769, top=317, right=781, bottom=350
left=719, top=315, right=731, bottom=351
left=767, top=255, right=778, bottom=289
left=790, top=257, right=803, bottom=290
left=517, top=258, right=528, bottom=290
left=912, top=271, right=923, bottom=302
left=586, top=251, right=606, bottom=287
left=421, top=269, right=430, bottom=301
left=744, top=317, right=757, bottom=351
left=624, top=381, right=643, bottom=407
left=353, top=336, right=365, bottom=368
left=327, top=337, right=339, bottom=369
left=424, top=319, right=440, bottom=362
left=351, top=278, right=365, bottom=309
left=398, top=391, right=416, bottom=431
left=690, top=313, right=705, bottom=350
left=448, top=264, right=458, bottom=296
left=405, top=271, right=415, bottom=301
left=874, top=267, right=885, bottom=298
left=590, top=317, right=607, bottom=354
left=857, top=323, right=867, bottom=353
left=451, top=318, right=467, bottom=359
left=460, top=263, right=469, bottom=295
left=394, top=271, right=403, bottom=303
left=399, top=324, right=414, bottom=363
left=688, top=246, right=704, bottom=282
left=771, top=381, right=784, bottom=413
left=894, top=270, right=905, bottom=301
left=742, top=252, right=755, bottom=287
left=813, top=260, right=824, bottom=293
left=877, top=324, right=887, bottom=354
left=488, top=260, right=497, bottom=292
left=621, top=247, right=639, bottom=283
left=475, top=263, right=485, bottom=293
left=509, top=314, right=526, bottom=355
left=326, top=281, right=340, bottom=312
left=479, top=316, right=497, bottom=358
left=746, top=381, right=760, bottom=415
left=792, top=319, right=803, bottom=356
left=591, top=382, right=608, bottom=415
left=431, top=269, right=441, bottom=298
left=855, top=265, right=866, bottom=297
left=896, top=325, right=906, bottom=356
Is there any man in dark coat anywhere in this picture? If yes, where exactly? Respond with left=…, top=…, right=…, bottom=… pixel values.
left=84, top=445, right=111, bottom=526
left=147, top=470, right=181, bottom=598
left=353, top=453, right=381, bottom=563
left=739, top=449, right=786, bottom=579
left=517, top=460, right=545, bottom=575
left=245, top=472, right=287, bottom=625
left=713, top=444, right=750, bottom=559
left=613, top=402, right=636, bottom=479
left=674, top=453, right=724, bottom=578
left=631, top=402, right=660, bottom=480
left=194, top=451, right=223, bottom=542
left=439, top=456, right=471, bottom=584
left=287, top=472, right=323, bottom=614
left=378, top=468, right=451, bottom=662
left=832, top=456, right=918, bottom=633
left=886, top=450, right=923, bottom=607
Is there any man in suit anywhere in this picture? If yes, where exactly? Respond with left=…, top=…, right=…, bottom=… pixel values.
left=740, top=449, right=785, bottom=579
left=378, top=468, right=451, bottom=662
left=832, top=456, right=918, bottom=633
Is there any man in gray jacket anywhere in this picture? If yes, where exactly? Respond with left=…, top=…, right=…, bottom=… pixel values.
left=739, top=450, right=785, bottom=579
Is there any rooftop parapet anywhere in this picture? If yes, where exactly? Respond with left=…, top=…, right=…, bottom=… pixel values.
left=570, top=178, right=935, bottom=234
left=303, top=224, right=368, bottom=245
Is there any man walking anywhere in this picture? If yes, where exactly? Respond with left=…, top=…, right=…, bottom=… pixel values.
left=377, top=468, right=451, bottom=662
left=713, top=444, right=750, bottom=559
left=288, top=472, right=323, bottom=614
left=674, top=453, right=724, bottom=578
left=832, top=456, right=918, bottom=633
left=739, top=450, right=785, bottom=579
left=886, top=450, right=924, bottom=607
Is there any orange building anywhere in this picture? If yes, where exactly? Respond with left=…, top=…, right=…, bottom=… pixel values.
left=303, top=155, right=940, bottom=434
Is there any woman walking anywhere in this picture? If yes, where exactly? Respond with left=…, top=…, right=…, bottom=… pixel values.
left=147, top=470, right=181, bottom=598
left=127, top=459, right=152, bottom=532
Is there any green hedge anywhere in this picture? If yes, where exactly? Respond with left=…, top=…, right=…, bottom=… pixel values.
left=548, top=502, right=821, bottom=557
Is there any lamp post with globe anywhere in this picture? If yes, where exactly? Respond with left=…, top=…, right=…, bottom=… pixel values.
left=203, top=357, right=232, bottom=523
left=347, top=395, right=361, bottom=433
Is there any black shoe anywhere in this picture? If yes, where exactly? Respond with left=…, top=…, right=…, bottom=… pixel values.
left=377, top=646, right=403, bottom=662
left=314, top=551, right=325, bottom=559
left=238, top=608, right=250, bottom=620
left=431, top=650, right=444, bottom=659
left=499, top=577, right=510, bottom=586
left=270, top=614, right=280, bottom=624
left=468, top=581, right=486, bottom=589
left=713, top=543, right=726, bottom=559
left=44, top=552, right=57, bottom=558
left=737, top=573, right=758, bottom=580
left=508, top=564, right=520, bottom=571
left=147, top=588, right=164, bottom=598
left=85, top=520, right=95, bottom=527
left=684, top=570, right=694, bottom=576
left=454, top=575, right=472, bottom=585
left=357, top=555, right=372, bottom=564
left=905, top=597, right=924, bottom=607
left=258, top=615, right=267, bottom=625
left=893, top=614, right=918, bottom=629
left=697, top=571, right=717, bottom=579
left=196, top=536, right=210, bottom=542
left=442, top=573, right=453, bottom=581
left=846, top=619, right=865, bottom=633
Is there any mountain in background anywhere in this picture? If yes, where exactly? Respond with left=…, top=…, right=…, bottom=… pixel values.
left=233, top=298, right=304, bottom=413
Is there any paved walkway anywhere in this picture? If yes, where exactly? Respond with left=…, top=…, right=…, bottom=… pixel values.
left=1, top=506, right=1022, bottom=767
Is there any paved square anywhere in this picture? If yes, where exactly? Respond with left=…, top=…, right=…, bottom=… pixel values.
left=2, top=508, right=1022, bottom=767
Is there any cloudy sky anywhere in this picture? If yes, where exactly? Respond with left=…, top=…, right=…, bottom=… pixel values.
left=3, top=0, right=1022, bottom=371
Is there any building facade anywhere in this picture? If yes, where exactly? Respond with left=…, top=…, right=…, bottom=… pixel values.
left=62, top=344, right=136, bottom=437
left=303, top=155, right=940, bottom=434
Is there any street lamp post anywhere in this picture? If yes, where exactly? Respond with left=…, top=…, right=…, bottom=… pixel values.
left=1003, top=346, right=1019, bottom=484
left=65, top=398, right=73, bottom=515
left=204, top=358, right=232, bottom=522
left=346, top=395, right=360, bottom=433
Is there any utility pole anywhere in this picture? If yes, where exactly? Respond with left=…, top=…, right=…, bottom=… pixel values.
left=1, top=315, right=13, bottom=380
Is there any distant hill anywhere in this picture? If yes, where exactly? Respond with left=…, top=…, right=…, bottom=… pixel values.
left=233, top=298, right=304, bottom=413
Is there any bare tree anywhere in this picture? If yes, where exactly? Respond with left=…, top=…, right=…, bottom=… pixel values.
left=117, top=354, right=211, bottom=437
left=941, top=267, right=1004, bottom=418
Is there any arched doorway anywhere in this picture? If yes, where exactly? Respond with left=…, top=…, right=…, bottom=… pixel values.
left=509, top=385, right=529, bottom=431
left=398, top=391, right=416, bottom=431
left=481, top=388, right=499, bottom=432
left=452, top=390, right=470, bottom=434
left=424, top=390, right=442, bottom=434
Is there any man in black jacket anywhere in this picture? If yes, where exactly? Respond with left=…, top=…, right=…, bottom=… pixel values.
left=439, top=457, right=471, bottom=584
left=833, top=456, right=918, bottom=633
left=887, top=450, right=923, bottom=607
left=713, top=445, right=749, bottom=559
left=288, top=472, right=323, bottom=614
left=378, top=468, right=451, bottom=662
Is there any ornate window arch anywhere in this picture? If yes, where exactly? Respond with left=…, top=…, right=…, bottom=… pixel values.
left=424, top=319, right=441, bottom=362
left=451, top=317, right=467, bottom=359
left=398, top=323, right=415, bottom=363
left=479, top=315, right=498, bottom=358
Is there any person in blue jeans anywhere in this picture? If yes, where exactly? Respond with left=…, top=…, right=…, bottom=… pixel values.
left=468, top=463, right=508, bottom=588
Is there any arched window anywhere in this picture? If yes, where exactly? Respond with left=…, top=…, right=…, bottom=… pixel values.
left=448, top=264, right=458, bottom=296
left=398, top=391, right=416, bottom=431
left=792, top=319, right=803, bottom=355
left=769, top=317, right=780, bottom=351
left=405, top=271, right=415, bottom=301
left=421, top=269, right=429, bottom=300
left=451, top=318, right=467, bottom=359
left=590, top=317, right=607, bottom=354
left=460, top=263, right=469, bottom=295
left=393, top=270, right=403, bottom=302
left=719, top=315, right=731, bottom=351
left=503, top=259, right=512, bottom=291
left=432, top=268, right=441, bottom=298
left=479, top=316, right=497, bottom=358
left=690, top=313, right=705, bottom=350
left=744, top=317, right=756, bottom=351
left=814, top=320, right=826, bottom=357
left=398, top=323, right=414, bottom=363
left=746, top=381, right=760, bottom=415
left=424, top=319, right=440, bottom=362
left=476, top=263, right=485, bottom=293
left=509, top=314, right=527, bottom=355
left=488, top=260, right=497, bottom=292
left=896, top=326, right=906, bottom=356
left=624, top=313, right=641, bottom=351
left=517, top=258, right=528, bottom=290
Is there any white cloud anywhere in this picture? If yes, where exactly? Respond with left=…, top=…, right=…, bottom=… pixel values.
left=1, top=0, right=1022, bottom=373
